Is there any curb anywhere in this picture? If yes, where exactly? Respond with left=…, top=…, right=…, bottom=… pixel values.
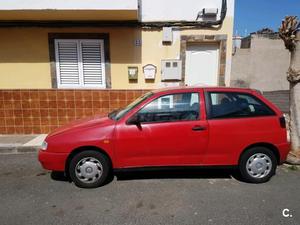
left=282, top=163, right=300, bottom=169
left=0, top=134, right=46, bottom=155
left=0, top=146, right=40, bottom=154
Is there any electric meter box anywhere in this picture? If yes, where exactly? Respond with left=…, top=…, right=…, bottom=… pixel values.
left=162, top=27, right=173, bottom=43
left=161, top=60, right=182, bottom=81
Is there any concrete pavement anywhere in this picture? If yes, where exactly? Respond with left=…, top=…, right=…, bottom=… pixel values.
left=0, top=134, right=47, bottom=154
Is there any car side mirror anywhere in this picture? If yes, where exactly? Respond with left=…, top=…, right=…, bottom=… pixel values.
left=127, top=114, right=141, bottom=126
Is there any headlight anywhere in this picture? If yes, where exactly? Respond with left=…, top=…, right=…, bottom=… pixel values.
left=41, top=141, right=48, bottom=151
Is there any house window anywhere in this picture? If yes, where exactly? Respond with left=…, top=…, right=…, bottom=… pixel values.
left=55, top=39, right=106, bottom=88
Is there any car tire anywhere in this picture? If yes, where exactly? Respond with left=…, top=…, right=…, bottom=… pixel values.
left=69, top=150, right=111, bottom=188
left=239, top=147, right=277, bottom=183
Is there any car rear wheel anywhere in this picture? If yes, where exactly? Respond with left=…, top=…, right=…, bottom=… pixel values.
left=69, top=150, right=111, bottom=188
left=239, top=147, right=277, bottom=183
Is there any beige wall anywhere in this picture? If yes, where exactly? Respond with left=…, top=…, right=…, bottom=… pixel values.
left=0, top=27, right=141, bottom=89
left=137, top=17, right=234, bottom=89
left=0, top=17, right=233, bottom=89
left=231, top=35, right=289, bottom=92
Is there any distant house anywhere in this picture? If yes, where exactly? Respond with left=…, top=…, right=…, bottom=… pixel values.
left=0, top=0, right=234, bottom=134
left=231, top=28, right=290, bottom=112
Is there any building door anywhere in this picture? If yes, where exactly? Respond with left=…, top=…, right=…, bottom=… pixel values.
left=185, top=43, right=219, bottom=86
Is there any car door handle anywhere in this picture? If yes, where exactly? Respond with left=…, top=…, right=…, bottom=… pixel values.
left=192, top=125, right=207, bottom=131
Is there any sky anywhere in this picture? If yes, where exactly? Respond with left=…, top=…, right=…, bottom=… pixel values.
left=234, top=0, right=300, bottom=36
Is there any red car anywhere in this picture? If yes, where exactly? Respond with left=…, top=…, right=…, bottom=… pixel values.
left=38, top=87, right=290, bottom=188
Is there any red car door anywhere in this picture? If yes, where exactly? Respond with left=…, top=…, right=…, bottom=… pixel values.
left=202, top=89, right=283, bottom=166
left=114, top=90, right=209, bottom=168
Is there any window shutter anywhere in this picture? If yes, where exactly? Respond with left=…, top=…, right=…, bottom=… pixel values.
left=81, top=41, right=105, bottom=87
left=55, top=39, right=106, bottom=88
left=55, top=40, right=80, bottom=86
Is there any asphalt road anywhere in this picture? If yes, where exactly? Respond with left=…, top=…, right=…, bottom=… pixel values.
left=0, top=153, right=299, bottom=225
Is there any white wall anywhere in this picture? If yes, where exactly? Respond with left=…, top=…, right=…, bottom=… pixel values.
left=140, top=0, right=234, bottom=22
left=0, top=0, right=138, bottom=10
left=0, top=0, right=234, bottom=22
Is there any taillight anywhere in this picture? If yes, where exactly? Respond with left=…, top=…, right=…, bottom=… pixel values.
left=279, top=116, right=286, bottom=128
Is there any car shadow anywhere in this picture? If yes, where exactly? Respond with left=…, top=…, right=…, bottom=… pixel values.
left=51, top=171, right=71, bottom=182
left=50, top=171, right=115, bottom=186
left=50, top=168, right=244, bottom=186
left=115, top=167, right=243, bottom=182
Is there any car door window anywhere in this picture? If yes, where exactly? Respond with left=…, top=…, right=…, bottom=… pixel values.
left=206, top=92, right=275, bottom=119
left=137, top=92, right=200, bottom=123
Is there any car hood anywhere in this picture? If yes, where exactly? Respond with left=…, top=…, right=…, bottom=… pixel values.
left=47, top=115, right=115, bottom=138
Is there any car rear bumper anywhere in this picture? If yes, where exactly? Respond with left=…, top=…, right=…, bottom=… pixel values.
left=276, top=142, right=290, bottom=164
left=38, top=150, right=68, bottom=171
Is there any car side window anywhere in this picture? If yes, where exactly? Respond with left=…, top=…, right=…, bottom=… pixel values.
left=137, top=92, right=200, bottom=123
left=207, top=92, right=275, bottom=119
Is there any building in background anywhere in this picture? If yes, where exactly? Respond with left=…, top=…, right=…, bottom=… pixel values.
left=0, top=0, right=234, bottom=134
left=231, top=28, right=289, bottom=112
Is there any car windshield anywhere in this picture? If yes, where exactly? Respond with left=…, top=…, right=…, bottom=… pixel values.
left=108, top=92, right=153, bottom=121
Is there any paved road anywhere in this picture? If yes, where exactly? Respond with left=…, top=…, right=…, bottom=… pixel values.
left=0, top=153, right=299, bottom=225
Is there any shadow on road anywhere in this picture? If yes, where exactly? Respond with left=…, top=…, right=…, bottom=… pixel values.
left=115, top=168, right=243, bottom=182
left=51, top=171, right=71, bottom=182
left=50, top=168, right=244, bottom=186
left=50, top=171, right=114, bottom=185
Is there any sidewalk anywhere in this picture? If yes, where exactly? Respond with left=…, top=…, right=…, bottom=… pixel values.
left=0, top=134, right=47, bottom=154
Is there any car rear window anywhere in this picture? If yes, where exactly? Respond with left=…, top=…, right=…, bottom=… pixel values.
left=205, top=92, right=276, bottom=119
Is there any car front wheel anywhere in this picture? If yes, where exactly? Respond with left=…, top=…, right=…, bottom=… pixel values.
left=239, top=147, right=277, bottom=183
left=69, top=150, right=111, bottom=188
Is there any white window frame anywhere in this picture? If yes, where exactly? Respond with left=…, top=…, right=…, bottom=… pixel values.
left=54, top=39, right=106, bottom=89
left=158, top=95, right=174, bottom=109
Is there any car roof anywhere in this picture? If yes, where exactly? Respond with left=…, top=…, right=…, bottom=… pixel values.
left=151, top=86, right=254, bottom=94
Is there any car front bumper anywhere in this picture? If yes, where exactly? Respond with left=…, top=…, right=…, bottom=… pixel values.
left=38, top=150, right=69, bottom=171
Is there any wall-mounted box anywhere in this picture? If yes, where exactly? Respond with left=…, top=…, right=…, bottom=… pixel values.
left=128, top=66, right=138, bottom=80
left=202, top=8, right=218, bottom=17
left=143, top=64, right=156, bottom=79
left=161, top=60, right=182, bottom=81
left=162, top=27, right=173, bottom=43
